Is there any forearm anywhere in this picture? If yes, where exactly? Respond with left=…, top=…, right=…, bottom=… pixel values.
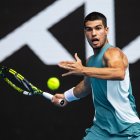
left=73, top=80, right=91, bottom=98
left=64, top=77, right=91, bottom=102
left=82, top=66, right=125, bottom=80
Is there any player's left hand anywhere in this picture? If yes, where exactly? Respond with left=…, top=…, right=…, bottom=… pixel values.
left=58, top=53, right=84, bottom=76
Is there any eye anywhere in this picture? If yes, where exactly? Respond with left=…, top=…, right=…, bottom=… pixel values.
left=85, top=27, right=92, bottom=32
left=95, top=26, right=102, bottom=30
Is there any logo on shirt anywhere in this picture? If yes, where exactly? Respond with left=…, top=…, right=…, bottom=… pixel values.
left=128, top=136, right=132, bottom=139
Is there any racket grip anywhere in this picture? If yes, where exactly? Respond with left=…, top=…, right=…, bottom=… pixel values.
left=42, top=92, right=64, bottom=106
left=42, top=92, right=53, bottom=100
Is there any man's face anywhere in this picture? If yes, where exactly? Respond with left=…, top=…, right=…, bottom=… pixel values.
left=84, top=20, right=108, bottom=49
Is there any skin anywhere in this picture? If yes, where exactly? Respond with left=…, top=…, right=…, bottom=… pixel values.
left=52, top=19, right=128, bottom=107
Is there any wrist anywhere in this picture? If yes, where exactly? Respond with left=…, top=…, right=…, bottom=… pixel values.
left=81, top=66, right=88, bottom=76
left=64, top=87, right=80, bottom=102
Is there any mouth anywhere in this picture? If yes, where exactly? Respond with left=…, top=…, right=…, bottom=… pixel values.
left=92, top=38, right=99, bottom=45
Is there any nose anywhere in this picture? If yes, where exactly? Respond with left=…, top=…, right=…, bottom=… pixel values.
left=92, top=29, right=96, bottom=36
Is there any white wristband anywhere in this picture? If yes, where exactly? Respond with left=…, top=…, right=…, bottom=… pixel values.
left=64, top=87, right=80, bottom=102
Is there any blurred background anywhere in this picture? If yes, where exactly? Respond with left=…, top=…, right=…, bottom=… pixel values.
left=0, top=0, right=140, bottom=140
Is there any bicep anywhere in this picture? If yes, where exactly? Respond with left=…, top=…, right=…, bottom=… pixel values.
left=103, top=48, right=128, bottom=69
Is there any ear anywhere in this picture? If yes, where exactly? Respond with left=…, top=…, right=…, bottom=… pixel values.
left=106, top=27, right=109, bottom=34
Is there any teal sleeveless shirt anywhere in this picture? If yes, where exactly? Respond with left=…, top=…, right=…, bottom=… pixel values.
left=87, top=43, right=140, bottom=136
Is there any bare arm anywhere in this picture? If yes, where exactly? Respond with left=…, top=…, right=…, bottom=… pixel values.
left=52, top=48, right=128, bottom=106
left=73, top=76, right=91, bottom=98
left=52, top=76, right=91, bottom=106
left=82, top=47, right=128, bottom=80
left=59, top=48, right=128, bottom=80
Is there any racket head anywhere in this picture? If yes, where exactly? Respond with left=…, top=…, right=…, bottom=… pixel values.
left=0, top=66, right=41, bottom=96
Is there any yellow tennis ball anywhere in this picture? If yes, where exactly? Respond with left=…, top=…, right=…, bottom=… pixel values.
left=47, top=77, right=60, bottom=90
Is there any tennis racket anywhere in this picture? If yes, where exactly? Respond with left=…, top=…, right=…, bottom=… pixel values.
left=0, top=66, right=64, bottom=105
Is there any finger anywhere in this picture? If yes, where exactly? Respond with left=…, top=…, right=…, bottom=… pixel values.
left=52, top=95, right=64, bottom=107
left=58, top=62, right=74, bottom=67
left=74, top=53, right=81, bottom=62
left=58, top=62, right=66, bottom=67
left=54, top=94, right=64, bottom=98
left=59, top=65, right=72, bottom=70
left=67, top=64, right=75, bottom=68
left=62, top=71, right=74, bottom=77
left=59, top=61, right=74, bottom=65
left=58, top=63, right=68, bottom=69
left=58, top=64, right=75, bottom=70
left=52, top=96, right=60, bottom=104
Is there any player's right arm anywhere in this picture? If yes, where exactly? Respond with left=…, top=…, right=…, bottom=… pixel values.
left=73, top=76, right=91, bottom=98
left=52, top=76, right=91, bottom=107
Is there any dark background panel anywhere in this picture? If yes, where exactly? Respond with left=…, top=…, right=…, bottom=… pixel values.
left=115, top=0, right=140, bottom=47
left=115, top=0, right=140, bottom=113
left=0, top=0, right=140, bottom=140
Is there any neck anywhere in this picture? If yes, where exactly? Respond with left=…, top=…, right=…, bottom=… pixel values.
left=93, top=40, right=109, bottom=55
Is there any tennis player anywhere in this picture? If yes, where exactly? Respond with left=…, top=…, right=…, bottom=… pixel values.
left=52, top=12, right=140, bottom=140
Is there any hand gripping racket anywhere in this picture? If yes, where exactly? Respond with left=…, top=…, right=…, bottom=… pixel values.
left=0, top=66, right=64, bottom=105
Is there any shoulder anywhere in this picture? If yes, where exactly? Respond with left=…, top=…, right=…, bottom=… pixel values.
left=104, top=46, right=126, bottom=59
left=104, top=46, right=128, bottom=68
left=106, top=46, right=122, bottom=54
